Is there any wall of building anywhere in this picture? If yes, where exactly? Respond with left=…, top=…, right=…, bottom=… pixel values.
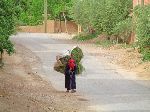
left=19, top=20, right=78, bottom=34
left=133, top=0, right=150, bottom=7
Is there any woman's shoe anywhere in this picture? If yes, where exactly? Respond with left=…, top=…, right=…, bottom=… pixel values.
left=66, top=90, right=69, bottom=92
left=71, top=89, right=76, bottom=93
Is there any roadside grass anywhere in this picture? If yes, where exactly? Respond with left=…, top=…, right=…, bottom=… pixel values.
left=73, top=33, right=98, bottom=41
left=95, top=40, right=115, bottom=48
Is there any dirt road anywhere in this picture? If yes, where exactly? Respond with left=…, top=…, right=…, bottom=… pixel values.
left=0, top=32, right=150, bottom=112
left=0, top=44, right=89, bottom=112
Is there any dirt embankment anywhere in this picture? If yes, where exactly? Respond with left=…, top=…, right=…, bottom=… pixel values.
left=0, top=44, right=89, bottom=112
left=96, top=47, right=150, bottom=79
left=69, top=35, right=150, bottom=80
left=107, top=47, right=150, bottom=79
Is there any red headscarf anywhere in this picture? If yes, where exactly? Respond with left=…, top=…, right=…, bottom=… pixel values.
left=68, top=58, right=75, bottom=70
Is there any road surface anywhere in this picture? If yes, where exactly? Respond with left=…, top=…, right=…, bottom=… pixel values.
left=12, top=33, right=150, bottom=112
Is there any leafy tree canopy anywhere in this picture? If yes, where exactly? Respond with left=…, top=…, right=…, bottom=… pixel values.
left=0, top=0, right=16, bottom=63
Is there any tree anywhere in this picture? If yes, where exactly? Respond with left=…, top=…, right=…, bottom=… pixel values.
left=18, top=0, right=44, bottom=25
left=0, top=0, right=16, bottom=65
left=134, top=5, right=150, bottom=61
left=71, top=0, right=132, bottom=39
left=48, top=0, right=73, bottom=32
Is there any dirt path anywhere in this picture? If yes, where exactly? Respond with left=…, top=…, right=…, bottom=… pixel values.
left=0, top=44, right=89, bottom=112
left=1, top=33, right=149, bottom=112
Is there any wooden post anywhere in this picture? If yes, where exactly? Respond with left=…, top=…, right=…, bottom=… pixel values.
left=138, top=0, right=140, bottom=5
left=79, top=25, right=82, bottom=33
left=59, top=13, right=62, bottom=32
left=78, top=24, right=82, bottom=35
left=63, top=12, right=68, bottom=33
left=78, top=24, right=79, bottom=35
left=0, top=52, right=2, bottom=62
left=0, top=51, right=3, bottom=67
left=44, top=0, right=47, bottom=33
left=141, top=0, right=144, bottom=5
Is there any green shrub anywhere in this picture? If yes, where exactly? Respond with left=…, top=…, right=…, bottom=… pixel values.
left=112, top=18, right=132, bottom=43
left=73, top=33, right=98, bottom=41
left=95, top=40, right=115, bottom=48
left=0, top=0, right=16, bottom=65
left=134, top=5, right=150, bottom=61
left=142, top=49, right=150, bottom=61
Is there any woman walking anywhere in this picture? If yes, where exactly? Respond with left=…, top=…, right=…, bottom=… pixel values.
left=64, top=56, right=77, bottom=93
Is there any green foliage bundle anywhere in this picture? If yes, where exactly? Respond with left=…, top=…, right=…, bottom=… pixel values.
left=71, top=46, right=83, bottom=64
left=0, top=0, right=16, bottom=64
left=134, top=5, right=150, bottom=61
left=54, top=47, right=84, bottom=74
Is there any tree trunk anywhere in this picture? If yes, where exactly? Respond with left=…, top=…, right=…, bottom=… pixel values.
left=130, top=7, right=136, bottom=44
left=127, top=32, right=135, bottom=44
left=54, top=19, right=57, bottom=33
left=141, top=0, right=144, bottom=5
left=78, top=24, right=80, bottom=35
left=0, top=51, right=3, bottom=67
left=138, top=0, right=140, bottom=5
left=88, top=26, right=95, bottom=34
left=59, top=14, right=62, bottom=33
left=78, top=24, right=82, bottom=36
left=44, top=0, right=47, bottom=33
left=79, top=25, right=82, bottom=33
left=63, top=12, right=68, bottom=33
left=116, top=37, right=119, bottom=44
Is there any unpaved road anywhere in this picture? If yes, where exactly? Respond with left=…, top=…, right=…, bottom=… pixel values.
left=10, top=33, right=150, bottom=112
left=0, top=44, right=88, bottom=112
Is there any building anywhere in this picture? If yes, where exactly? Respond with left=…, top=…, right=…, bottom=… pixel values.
left=133, top=0, right=150, bottom=7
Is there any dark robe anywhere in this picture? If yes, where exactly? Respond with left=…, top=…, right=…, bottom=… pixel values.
left=65, top=64, right=77, bottom=90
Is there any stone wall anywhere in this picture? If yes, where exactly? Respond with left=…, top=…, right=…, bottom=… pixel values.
left=19, top=20, right=77, bottom=34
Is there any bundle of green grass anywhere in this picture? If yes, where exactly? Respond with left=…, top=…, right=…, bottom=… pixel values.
left=54, top=46, right=84, bottom=74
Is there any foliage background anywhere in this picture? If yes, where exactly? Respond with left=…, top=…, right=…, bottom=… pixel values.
left=0, top=0, right=16, bottom=64
left=134, top=5, right=150, bottom=61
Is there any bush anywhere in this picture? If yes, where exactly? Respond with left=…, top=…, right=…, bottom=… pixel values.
left=112, top=18, right=132, bottom=43
left=0, top=0, right=16, bottom=65
left=134, top=5, right=150, bottom=61
left=95, top=40, right=115, bottom=48
left=73, top=33, right=98, bottom=41
left=142, top=48, right=150, bottom=61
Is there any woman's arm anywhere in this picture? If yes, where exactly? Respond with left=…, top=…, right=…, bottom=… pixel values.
left=64, top=64, right=69, bottom=75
